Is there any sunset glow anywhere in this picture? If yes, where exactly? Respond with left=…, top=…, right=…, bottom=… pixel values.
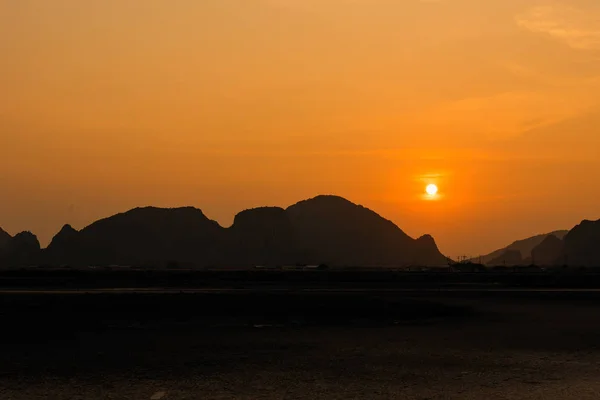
left=1, top=0, right=600, bottom=257
left=426, top=184, right=439, bottom=197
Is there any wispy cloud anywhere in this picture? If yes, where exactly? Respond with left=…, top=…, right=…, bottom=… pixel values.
left=516, top=4, right=600, bottom=50
left=503, top=61, right=600, bottom=87
left=400, top=90, right=590, bottom=140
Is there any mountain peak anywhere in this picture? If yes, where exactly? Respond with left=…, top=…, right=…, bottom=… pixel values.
left=417, top=234, right=436, bottom=243
left=10, top=231, right=41, bottom=254
left=233, top=207, right=287, bottom=224
left=0, top=227, right=12, bottom=251
left=308, top=195, right=354, bottom=202
left=287, top=195, right=446, bottom=267
left=563, top=218, right=600, bottom=267
left=0, top=231, right=41, bottom=267
left=569, top=219, right=598, bottom=232
left=13, top=231, right=38, bottom=240
left=478, top=230, right=569, bottom=265
left=59, top=224, right=78, bottom=234
left=0, top=227, right=11, bottom=240
left=126, top=206, right=207, bottom=216
left=34, top=196, right=450, bottom=268
left=287, top=195, right=358, bottom=210
left=531, top=234, right=564, bottom=266
left=47, top=224, right=81, bottom=252
left=85, top=206, right=219, bottom=232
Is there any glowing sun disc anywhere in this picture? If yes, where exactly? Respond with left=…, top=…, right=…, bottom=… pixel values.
left=426, top=184, right=438, bottom=196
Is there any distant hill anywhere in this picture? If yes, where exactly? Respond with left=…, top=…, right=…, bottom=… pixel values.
left=286, top=196, right=448, bottom=267
left=0, top=231, right=41, bottom=267
left=39, top=195, right=448, bottom=268
left=227, top=206, right=298, bottom=267
left=487, top=250, right=523, bottom=267
left=45, top=207, right=224, bottom=267
left=563, top=219, right=600, bottom=267
left=0, top=228, right=11, bottom=252
left=531, top=235, right=565, bottom=266
left=5, top=204, right=600, bottom=269
left=477, top=231, right=568, bottom=266
left=514, top=219, right=600, bottom=267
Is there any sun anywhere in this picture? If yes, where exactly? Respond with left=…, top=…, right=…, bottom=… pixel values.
left=426, top=184, right=438, bottom=196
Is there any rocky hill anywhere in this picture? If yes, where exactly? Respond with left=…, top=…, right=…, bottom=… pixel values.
left=39, top=195, right=449, bottom=268
left=563, top=219, right=600, bottom=267
left=478, top=230, right=568, bottom=266
left=0, top=231, right=41, bottom=267
left=286, top=196, right=448, bottom=267
left=487, top=250, right=523, bottom=267
left=531, top=234, right=565, bottom=266
left=45, top=207, right=224, bottom=267
left=0, top=228, right=11, bottom=252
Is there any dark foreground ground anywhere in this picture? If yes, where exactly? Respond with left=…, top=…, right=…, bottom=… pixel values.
left=2, top=289, right=600, bottom=399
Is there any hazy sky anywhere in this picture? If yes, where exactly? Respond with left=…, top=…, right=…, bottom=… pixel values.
left=2, top=0, right=600, bottom=257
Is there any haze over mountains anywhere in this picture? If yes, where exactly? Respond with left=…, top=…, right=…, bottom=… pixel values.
left=478, top=231, right=568, bottom=266
left=477, top=223, right=600, bottom=268
left=1, top=195, right=599, bottom=269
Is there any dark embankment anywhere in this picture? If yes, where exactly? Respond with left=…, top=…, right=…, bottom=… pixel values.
left=4, top=268, right=600, bottom=291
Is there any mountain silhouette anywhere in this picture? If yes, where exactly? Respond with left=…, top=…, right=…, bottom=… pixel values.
left=488, top=249, right=523, bottom=267
left=414, top=235, right=449, bottom=266
left=4, top=204, right=599, bottom=269
left=44, top=224, right=84, bottom=265
left=0, top=231, right=41, bottom=267
left=477, top=230, right=568, bottom=266
left=563, top=219, right=600, bottom=267
left=45, top=207, right=224, bottom=267
left=0, top=227, right=11, bottom=253
left=517, top=219, right=600, bottom=267
left=228, top=207, right=297, bottom=267
left=287, top=196, right=446, bottom=267
left=37, top=195, right=448, bottom=268
left=531, top=234, right=565, bottom=266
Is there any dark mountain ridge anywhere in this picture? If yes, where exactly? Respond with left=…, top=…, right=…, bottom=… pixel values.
left=0, top=227, right=12, bottom=252
left=0, top=231, right=41, bottom=267
left=478, top=230, right=568, bottom=266
left=286, top=196, right=420, bottom=267
left=46, top=207, right=224, bottom=267
left=29, top=195, right=449, bottom=268
left=228, top=206, right=298, bottom=267
left=4, top=197, right=599, bottom=269
left=488, top=250, right=523, bottom=267
left=563, top=219, right=600, bottom=267
left=531, top=234, right=565, bottom=266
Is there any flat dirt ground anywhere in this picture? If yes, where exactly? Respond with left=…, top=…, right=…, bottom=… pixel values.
left=2, top=291, right=600, bottom=399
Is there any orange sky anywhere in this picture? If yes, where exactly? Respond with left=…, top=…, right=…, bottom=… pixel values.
left=1, top=0, right=600, bottom=258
